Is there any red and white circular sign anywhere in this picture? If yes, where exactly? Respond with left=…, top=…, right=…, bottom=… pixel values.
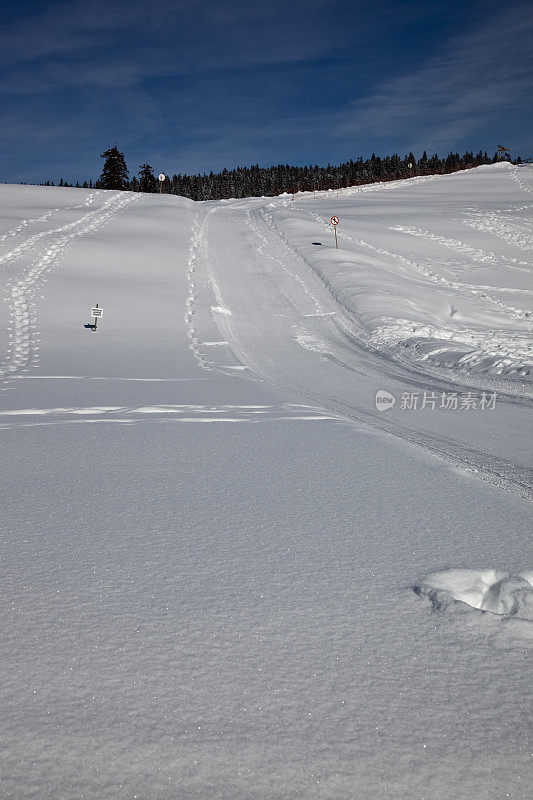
left=331, top=216, right=339, bottom=225
left=158, top=173, right=166, bottom=182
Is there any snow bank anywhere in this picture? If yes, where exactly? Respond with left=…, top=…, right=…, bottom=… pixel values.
left=282, top=163, right=533, bottom=391
left=416, top=568, right=533, bottom=619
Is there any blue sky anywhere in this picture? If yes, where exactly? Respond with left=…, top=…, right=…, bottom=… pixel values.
left=1, top=0, right=531, bottom=183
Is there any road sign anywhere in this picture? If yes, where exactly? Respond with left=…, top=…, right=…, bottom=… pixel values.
left=158, top=173, right=165, bottom=182
left=330, top=216, right=339, bottom=248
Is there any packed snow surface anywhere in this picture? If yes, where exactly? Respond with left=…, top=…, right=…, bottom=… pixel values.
left=0, top=164, right=532, bottom=800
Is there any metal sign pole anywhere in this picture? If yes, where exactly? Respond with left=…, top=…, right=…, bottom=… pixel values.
left=331, top=216, right=339, bottom=248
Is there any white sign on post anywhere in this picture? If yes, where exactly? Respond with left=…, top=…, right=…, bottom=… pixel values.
left=158, top=174, right=165, bottom=182
left=91, top=307, right=103, bottom=317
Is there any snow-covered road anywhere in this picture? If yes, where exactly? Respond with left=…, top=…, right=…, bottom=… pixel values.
left=0, top=167, right=531, bottom=799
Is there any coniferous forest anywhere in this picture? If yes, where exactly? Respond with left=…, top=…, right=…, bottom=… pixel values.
left=38, top=147, right=517, bottom=200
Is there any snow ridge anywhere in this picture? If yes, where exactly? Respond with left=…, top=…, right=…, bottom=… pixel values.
left=297, top=208, right=532, bottom=386
left=416, top=569, right=533, bottom=621
left=0, top=403, right=337, bottom=429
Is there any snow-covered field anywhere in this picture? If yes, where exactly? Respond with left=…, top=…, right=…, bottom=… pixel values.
left=1, top=164, right=531, bottom=799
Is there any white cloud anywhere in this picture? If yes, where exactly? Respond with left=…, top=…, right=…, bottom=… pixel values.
left=333, top=7, right=533, bottom=152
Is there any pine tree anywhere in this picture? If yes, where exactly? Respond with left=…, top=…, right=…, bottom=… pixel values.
left=40, top=147, right=492, bottom=199
left=138, top=163, right=156, bottom=193
left=99, top=145, right=129, bottom=190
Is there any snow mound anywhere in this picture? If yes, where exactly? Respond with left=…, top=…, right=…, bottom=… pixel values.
left=416, top=569, right=533, bottom=619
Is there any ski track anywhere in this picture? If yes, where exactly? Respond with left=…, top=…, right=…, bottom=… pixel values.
left=200, top=205, right=533, bottom=500
left=185, top=212, right=248, bottom=377
left=389, top=224, right=531, bottom=273
left=310, top=212, right=531, bottom=322
left=1, top=176, right=531, bottom=500
left=0, top=191, right=98, bottom=246
left=192, top=209, right=264, bottom=377
left=0, top=192, right=136, bottom=379
left=260, top=205, right=533, bottom=385
left=294, top=208, right=533, bottom=381
left=462, top=204, right=533, bottom=253
left=243, top=209, right=327, bottom=317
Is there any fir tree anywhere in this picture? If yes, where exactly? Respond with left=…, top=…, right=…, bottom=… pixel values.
left=138, top=164, right=156, bottom=193
left=41, top=148, right=495, bottom=199
left=99, top=145, right=129, bottom=190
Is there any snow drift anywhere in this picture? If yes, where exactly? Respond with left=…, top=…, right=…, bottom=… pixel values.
left=416, top=568, right=533, bottom=619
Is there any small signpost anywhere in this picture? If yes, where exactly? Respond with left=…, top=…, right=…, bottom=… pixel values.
left=90, top=304, right=103, bottom=331
left=158, top=173, right=166, bottom=194
left=331, top=216, right=339, bottom=248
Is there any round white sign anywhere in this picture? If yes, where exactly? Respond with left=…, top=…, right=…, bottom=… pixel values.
left=158, top=173, right=166, bottom=182
left=331, top=216, right=339, bottom=226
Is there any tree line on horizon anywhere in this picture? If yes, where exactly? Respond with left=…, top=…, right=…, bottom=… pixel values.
left=37, top=146, right=517, bottom=200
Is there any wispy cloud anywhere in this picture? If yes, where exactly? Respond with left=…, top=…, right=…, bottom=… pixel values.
left=0, top=0, right=341, bottom=79
left=333, top=6, right=533, bottom=153
left=1, top=1, right=531, bottom=182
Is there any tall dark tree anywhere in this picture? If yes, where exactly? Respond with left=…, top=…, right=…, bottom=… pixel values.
left=138, top=163, right=156, bottom=193
left=99, top=145, right=129, bottom=190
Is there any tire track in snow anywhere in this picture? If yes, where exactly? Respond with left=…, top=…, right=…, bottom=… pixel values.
left=186, top=210, right=252, bottom=377
left=0, top=192, right=136, bottom=379
left=205, top=204, right=532, bottom=499
left=243, top=209, right=327, bottom=316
